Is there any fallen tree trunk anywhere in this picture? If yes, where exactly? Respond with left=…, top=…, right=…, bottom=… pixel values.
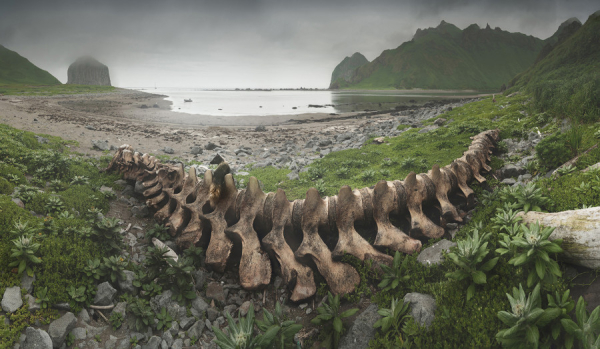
left=518, top=207, right=600, bottom=269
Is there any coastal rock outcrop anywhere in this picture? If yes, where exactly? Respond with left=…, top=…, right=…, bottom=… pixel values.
left=67, top=56, right=111, bottom=86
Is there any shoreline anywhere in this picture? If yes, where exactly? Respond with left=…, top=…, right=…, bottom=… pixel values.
left=0, top=88, right=478, bottom=169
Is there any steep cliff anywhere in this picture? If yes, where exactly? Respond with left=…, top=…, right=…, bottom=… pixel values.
left=67, top=56, right=111, bottom=86
left=0, top=45, right=61, bottom=85
left=329, top=52, right=369, bottom=89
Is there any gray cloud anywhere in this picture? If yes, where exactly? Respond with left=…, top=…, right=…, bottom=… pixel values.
left=1, top=0, right=598, bottom=88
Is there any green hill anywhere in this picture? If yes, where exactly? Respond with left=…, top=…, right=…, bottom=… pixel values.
left=0, top=45, right=61, bottom=85
left=508, top=11, right=600, bottom=122
left=329, top=52, right=369, bottom=88
left=331, top=20, right=545, bottom=90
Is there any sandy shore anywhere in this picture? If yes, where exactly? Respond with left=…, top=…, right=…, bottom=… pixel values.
left=0, top=88, right=470, bottom=165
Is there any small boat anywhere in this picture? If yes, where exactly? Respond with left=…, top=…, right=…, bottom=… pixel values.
left=184, top=99, right=192, bottom=102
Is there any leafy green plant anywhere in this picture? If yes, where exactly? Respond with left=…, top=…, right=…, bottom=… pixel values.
left=381, top=158, right=396, bottom=167
left=14, top=184, right=40, bottom=203
left=9, top=235, right=42, bottom=276
left=109, top=311, right=124, bottom=330
left=378, top=251, right=410, bottom=292
left=557, top=165, right=577, bottom=176
left=359, top=169, right=376, bottom=181
left=93, top=217, right=122, bottom=253
left=5, top=173, right=21, bottom=184
left=127, top=297, right=154, bottom=331
left=256, top=301, right=303, bottom=349
left=315, top=179, right=327, bottom=196
left=496, top=283, right=560, bottom=348
left=65, top=332, right=75, bottom=347
left=101, top=256, right=126, bottom=284
left=335, top=166, right=350, bottom=178
left=546, top=289, right=576, bottom=348
left=311, top=292, right=359, bottom=349
left=146, top=224, right=171, bottom=241
left=401, top=157, right=417, bottom=169
left=561, top=296, right=600, bottom=349
left=10, top=219, right=39, bottom=238
left=308, top=166, right=325, bottom=180
left=130, top=336, right=139, bottom=347
left=70, top=175, right=89, bottom=186
left=373, top=298, right=413, bottom=346
left=144, top=246, right=170, bottom=281
left=213, top=304, right=279, bottom=349
left=141, top=282, right=163, bottom=298
left=379, top=169, right=391, bottom=177
left=44, top=196, right=66, bottom=215
left=49, top=179, right=67, bottom=192
left=67, top=285, right=87, bottom=305
left=499, top=183, right=550, bottom=213
left=183, top=245, right=204, bottom=268
left=535, top=132, right=571, bottom=171
left=156, top=307, right=173, bottom=331
left=35, top=286, right=50, bottom=309
left=165, top=257, right=197, bottom=302
left=83, top=258, right=105, bottom=282
left=566, top=124, right=584, bottom=157
left=491, top=208, right=523, bottom=234
left=508, top=222, right=563, bottom=287
left=445, top=228, right=498, bottom=301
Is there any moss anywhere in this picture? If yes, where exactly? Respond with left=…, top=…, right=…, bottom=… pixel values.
left=60, top=185, right=109, bottom=213
left=0, top=177, right=14, bottom=195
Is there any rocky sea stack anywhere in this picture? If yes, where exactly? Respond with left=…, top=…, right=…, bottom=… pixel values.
left=67, top=56, right=111, bottom=86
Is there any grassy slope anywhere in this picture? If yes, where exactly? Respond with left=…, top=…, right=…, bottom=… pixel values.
left=340, top=23, right=544, bottom=90
left=508, top=11, right=600, bottom=121
left=0, top=84, right=115, bottom=96
left=0, top=45, right=61, bottom=86
left=329, top=52, right=369, bottom=88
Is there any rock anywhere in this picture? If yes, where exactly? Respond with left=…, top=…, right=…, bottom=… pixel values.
left=71, top=327, right=87, bottom=341
left=205, top=282, right=226, bottom=304
left=118, top=270, right=137, bottom=294
left=35, top=136, right=49, bottom=144
left=2, top=286, right=22, bottom=313
left=162, top=331, right=174, bottom=348
left=418, top=125, right=438, bottom=134
left=131, top=205, right=150, bottom=218
left=25, top=294, right=40, bottom=312
left=206, top=307, right=219, bottom=322
left=239, top=301, right=252, bottom=317
left=210, top=154, right=225, bottom=165
left=112, top=301, right=127, bottom=319
left=318, top=140, right=332, bottom=147
left=501, top=164, right=525, bottom=178
left=162, top=147, right=175, bottom=154
left=416, top=239, right=457, bottom=266
left=286, top=171, right=299, bottom=181
left=403, top=293, right=436, bottom=328
left=205, top=142, right=218, bottom=150
left=11, top=197, right=25, bottom=208
left=142, top=336, right=161, bottom=349
left=22, top=327, right=53, bottom=349
left=518, top=207, right=600, bottom=269
left=187, top=321, right=204, bottom=341
left=433, top=118, right=446, bottom=126
left=172, top=339, right=183, bottom=349
left=167, top=302, right=186, bottom=322
left=338, top=304, right=381, bottom=349
left=78, top=309, right=90, bottom=323
left=21, top=273, right=35, bottom=294
left=179, top=316, right=195, bottom=331
left=67, top=56, right=111, bottom=86
left=223, top=304, right=237, bottom=316
left=191, top=297, right=209, bottom=318
left=94, top=282, right=117, bottom=306
left=193, top=270, right=208, bottom=291
left=91, top=140, right=110, bottom=151
left=255, top=125, right=267, bottom=132
left=105, top=336, right=118, bottom=349
left=502, top=178, right=517, bottom=185
left=150, top=290, right=174, bottom=314
left=49, top=312, right=77, bottom=348
left=190, top=146, right=203, bottom=155
left=373, top=137, right=385, bottom=144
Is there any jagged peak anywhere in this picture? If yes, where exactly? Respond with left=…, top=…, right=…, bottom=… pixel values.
left=560, top=17, right=582, bottom=27
left=485, top=23, right=491, bottom=30
left=464, top=23, right=481, bottom=31
left=438, top=20, right=448, bottom=28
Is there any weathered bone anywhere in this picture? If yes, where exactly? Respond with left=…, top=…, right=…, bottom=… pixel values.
left=105, top=129, right=499, bottom=299
left=225, top=177, right=272, bottom=290
left=295, top=188, right=360, bottom=295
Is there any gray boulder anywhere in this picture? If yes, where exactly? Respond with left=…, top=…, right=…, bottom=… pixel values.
left=255, top=125, right=267, bottom=132
left=25, top=294, right=40, bottom=312
left=190, top=146, right=203, bottom=155
left=21, top=273, right=36, bottom=294
left=22, top=327, right=53, bottom=349
left=205, top=142, right=218, bottom=150
left=193, top=270, right=208, bottom=291
left=338, top=304, right=381, bottom=349
left=131, top=204, right=150, bottom=218
left=191, top=297, right=210, bottom=318
left=118, top=270, right=137, bottom=294
left=91, top=140, right=110, bottom=151
left=403, top=293, right=436, bottom=328
left=172, top=339, right=183, bottom=349
left=501, top=164, right=525, bottom=178
left=49, top=312, right=77, bottom=348
left=162, top=147, right=175, bottom=154
left=94, top=282, right=117, bottom=306
left=205, top=282, right=226, bottom=304
left=416, top=239, right=457, bottom=266
left=187, top=320, right=205, bottom=341
left=1, top=286, right=23, bottom=313
left=142, top=336, right=161, bottom=349
left=150, top=290, right=173, bottom=314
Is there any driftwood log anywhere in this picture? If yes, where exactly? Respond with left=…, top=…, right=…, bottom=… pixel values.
left=105, top=129, right=499, bottom=301
left=518, top=207, right=600, bottom=269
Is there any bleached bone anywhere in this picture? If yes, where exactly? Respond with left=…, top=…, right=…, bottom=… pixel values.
left=106, top=129, right=500, bottom=300
left=151, top=238, right=178, bottom=262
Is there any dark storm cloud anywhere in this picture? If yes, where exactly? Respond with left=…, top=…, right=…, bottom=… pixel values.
left=0, top=0, right=598, bottom=87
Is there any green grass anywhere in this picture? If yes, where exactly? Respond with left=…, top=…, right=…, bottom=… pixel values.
left=0, top=84, right=115, bottom=96
left=240, top=93, right=551, bottom=200
left=508, top=12, right=600, bottom=122
left=335, top=22, right=545, bottom=90
left=0, top=45, right=60, bottom=86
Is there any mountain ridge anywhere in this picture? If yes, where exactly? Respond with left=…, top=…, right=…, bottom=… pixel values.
left=0, top=45, right=61, bottom=85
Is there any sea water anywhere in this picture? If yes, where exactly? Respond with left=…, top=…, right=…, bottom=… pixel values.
left=132, top=88, right=486, bottom=117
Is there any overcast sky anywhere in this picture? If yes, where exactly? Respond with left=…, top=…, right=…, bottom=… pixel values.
left=0, top=0, right=597, bottom=88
